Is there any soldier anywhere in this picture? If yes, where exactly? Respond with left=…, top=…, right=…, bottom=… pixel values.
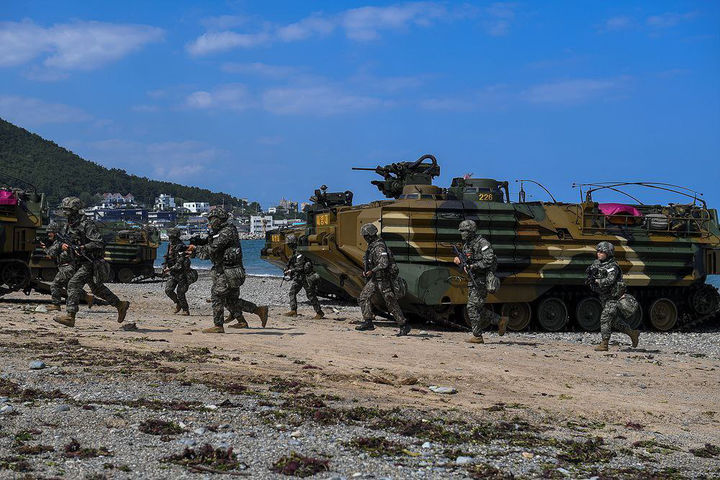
left=454, top=220, right=508, bottom=344
left=52, top=197, right=131, bottom=329
left=355, top=223, right=410, bottom=336
left=282, top=235, right=324, bottom=319
left=41, top=223, right=94, bottom=312
left=163, top=228, right=190, bottom=315
left=586, top=241, right=640, bottom=351
left=187, top=208, right=269, bottom=333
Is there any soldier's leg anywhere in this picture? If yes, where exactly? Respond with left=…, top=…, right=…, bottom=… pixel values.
left=176, top=276, right=189, bottom=312
left=210, top=270, right=229, bottom=328
left=66, top=264, right=93, bottom=315
left=51, top=265, right=74, bottom=307
left=467, top=286, right=486, bottom=338
left=286, top=278, right=302, bottom=314
left=303, top=278, right=323, bottom=315
left=164, top=277, right=179, bottom=305
left=599, top=300, right=620, bottom=342
left=86, top=277, right=121, bottom=309
left=358, top=279, right=378, bottom=321
left=378, top=278, right=406, bottom=326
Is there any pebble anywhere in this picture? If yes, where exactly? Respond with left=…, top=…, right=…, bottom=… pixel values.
left=56, top=404, right=71, bottom=412
left=290, top=430, right=302, bottom=437
left=455, top=456, right=474, bottom=465
left=0, top=397, right=8, bottom=403
left=521, top=452, right=534, bottom=459
left=0, top=405, right=14, bottom=415
left=429, top=385, right=457, bottom=394
left=557, top=467, right=571, bottom=475
left=34, top=305, right=48, bottom=313
left=193, top=427, right=207, bottom=435
left=29, top=360, right=46, bottom=370
left=421, top=441, right=432, bottom=449
left=178, top=438, right=197, bottom=447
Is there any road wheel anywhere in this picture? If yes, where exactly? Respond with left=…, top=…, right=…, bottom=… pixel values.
left=500, top=302, right=532, bottom=331
left=649, top=298, right=678, bottom=331
left=537, top=297, right=569, bottom=331
left=575, top=297, right=602, bottom=332
left=116, top=268, right=134, bottom=283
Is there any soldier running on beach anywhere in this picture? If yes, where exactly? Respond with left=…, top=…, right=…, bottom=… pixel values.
left=163, top=228, right=190, bottom=315
left=41, top=222, right=94, bottom=312
left=282, top=235, right=324, bottom=319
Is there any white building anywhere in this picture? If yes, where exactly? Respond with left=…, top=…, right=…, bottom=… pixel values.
left=250, top=215, right=274, bottom=234
left=154, top=194, right=175, bottom=211
left=183, top=202, right=210, bottom=214
left=267, top=207, right=277, bottom=214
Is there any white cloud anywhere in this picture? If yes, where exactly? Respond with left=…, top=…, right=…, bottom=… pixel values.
left=187, top=31, right=270, bottom=56
left=602, top=15, right=632, bottom=31
left=185, top=84, right=254, bottom=111
left=221, top=62, right=298, bottom=78
left=262, top=86, right=386, bottom=115
left=187, top=2, right=473, bottom=55
left=483, top=2, right=517, bottom=36
left=522, top=78, right=625, bottom=104
left=86, top=139, right=223, bottom=182
left=647, top=11, right=697, bottom=28
left=200, top=15, right=249, bottom=30
left=0, top=20, right=163, bottom=72
left=0, top=95, right=92, bottom=126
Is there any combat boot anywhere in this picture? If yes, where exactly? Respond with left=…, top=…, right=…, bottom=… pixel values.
left=202, top=325, right=225, bottom=334
left=173, top=304, right=182, bottom=314
left=116, top=301, right=130, bottom=323
left=121, top=322, right=138, bottom=331
left=256, top=306, right=269, bottom=328
left=497, top=316, right=509, bottom=336
left=179, top=310, right=190, bottom=316
left=47, top=304, right=61, bottom=312
left=85, top=293, right=95, bottom=309
left=594, top=340, right=609, bottom=351
left=465, top=335, right=484, bottom=344
left=283, top=310, right=298, bottom=317
left=228, top=318, right=249, bottom=329
left=355, top=321, right=375, bottom=331
left=396, top=324, right=411, bottom=337
left=53, top=312, right=76, bottom=327
left=313, top=311, right=325, bottom=320
left=628, top=329, right=640, bottom=348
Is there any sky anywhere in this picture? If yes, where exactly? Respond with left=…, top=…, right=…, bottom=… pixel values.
left=1, top=1, right=718, bottom=209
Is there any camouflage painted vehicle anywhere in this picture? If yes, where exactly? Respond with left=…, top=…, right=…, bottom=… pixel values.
left=31, top=223, right=160, bottom=283
left=260, top=225, right=353, bottom=301
left=0, top=175, right=44, bottom=296
left=289, top=155, right=720, bottom=331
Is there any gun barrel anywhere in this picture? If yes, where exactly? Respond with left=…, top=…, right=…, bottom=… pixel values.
left=351, top=167, right=378, bottom=171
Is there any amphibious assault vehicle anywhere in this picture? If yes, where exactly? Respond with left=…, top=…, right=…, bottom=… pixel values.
left=0, top=175, right=44, bottom=296
left=268, top=155, right=720, bottom=331
left=31, top=223, right=160, bottom=283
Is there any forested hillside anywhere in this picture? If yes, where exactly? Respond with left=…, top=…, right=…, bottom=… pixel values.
left=0, top=118, right=243, bottom=208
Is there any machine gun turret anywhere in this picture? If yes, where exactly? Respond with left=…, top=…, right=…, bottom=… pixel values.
left=352, top=153, right=440, bottom=199
left=309, top=185, right=353, bottom=211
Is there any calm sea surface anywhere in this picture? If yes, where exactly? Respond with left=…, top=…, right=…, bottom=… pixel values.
left=155, top=239, right=282, bottom=277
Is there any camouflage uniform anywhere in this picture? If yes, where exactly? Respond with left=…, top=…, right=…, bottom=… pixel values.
left=357, top=224, right=409, bottom=335
left=462, top=231, right=502, bottom=337
left=586, top=242, right=637, bottom=348
left=164, top=234, right=190, bottom=313
left=192, top=210, right=266, bottom=330
left=45, top=234, right=76, bottom=307
left=284, top=236, right=323, bottom=316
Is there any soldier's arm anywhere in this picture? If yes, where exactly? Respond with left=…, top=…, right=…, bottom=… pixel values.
left=596, top=264, right=620, bottom=289
left=82, top=222, right=105, bottom=253
left=371, top=243, right=390, bottom=272
left=470, top=240, right=495, bottom=271
left=196, top=228, right=234, bottom=259
left=46, top=240, right=61, bottom=258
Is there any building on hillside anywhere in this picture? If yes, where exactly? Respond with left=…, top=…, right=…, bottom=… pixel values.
left=148, top=210, right=177, bottom=226
left=183, top=202, right=210, bottom=214
left=86, top=206, right=147, bottom=223
left=250, top=215, right=273, bottom=234
left=267, top=207, right=277, bottom=214
left=101, top=193, right=135, bottom=204
left=154, top=194, right=175, bottom=211
left=277, top=198, right=298, bottom=213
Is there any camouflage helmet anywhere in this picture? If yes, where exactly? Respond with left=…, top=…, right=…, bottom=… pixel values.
left=208, top=208, right=229, bottom=222
left=168, top=228, right=181, bottom=238
left=596, top=241, right=615, bottom=256
left=360, top=223, right=378, bottom=237
left=458, top=219, right=477, bottom=233
left=46, top=222, right=60, bottom=233
left=286, top=234, right=297, bottom=245
left=60, top=196, right=83, bottom=212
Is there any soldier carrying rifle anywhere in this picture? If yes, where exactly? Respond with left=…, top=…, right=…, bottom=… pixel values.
left=453, top=220, right=508, bottom=344
left=163, top=228, right=191, bottom=316
left=282, top=235, right=324, bottom=319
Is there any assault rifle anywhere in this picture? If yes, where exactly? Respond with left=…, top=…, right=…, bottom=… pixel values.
left=54, top=231, right=95, bottom=263
left=451, top=244, right=482, bottom=291
left=585, top=264, right=608, bottom=286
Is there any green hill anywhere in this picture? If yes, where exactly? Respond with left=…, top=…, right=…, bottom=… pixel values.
left=0, top=117, right=248, bottom=209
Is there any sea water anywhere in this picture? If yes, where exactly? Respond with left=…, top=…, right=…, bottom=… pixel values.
left=155, top=239, right=282, bottom=277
